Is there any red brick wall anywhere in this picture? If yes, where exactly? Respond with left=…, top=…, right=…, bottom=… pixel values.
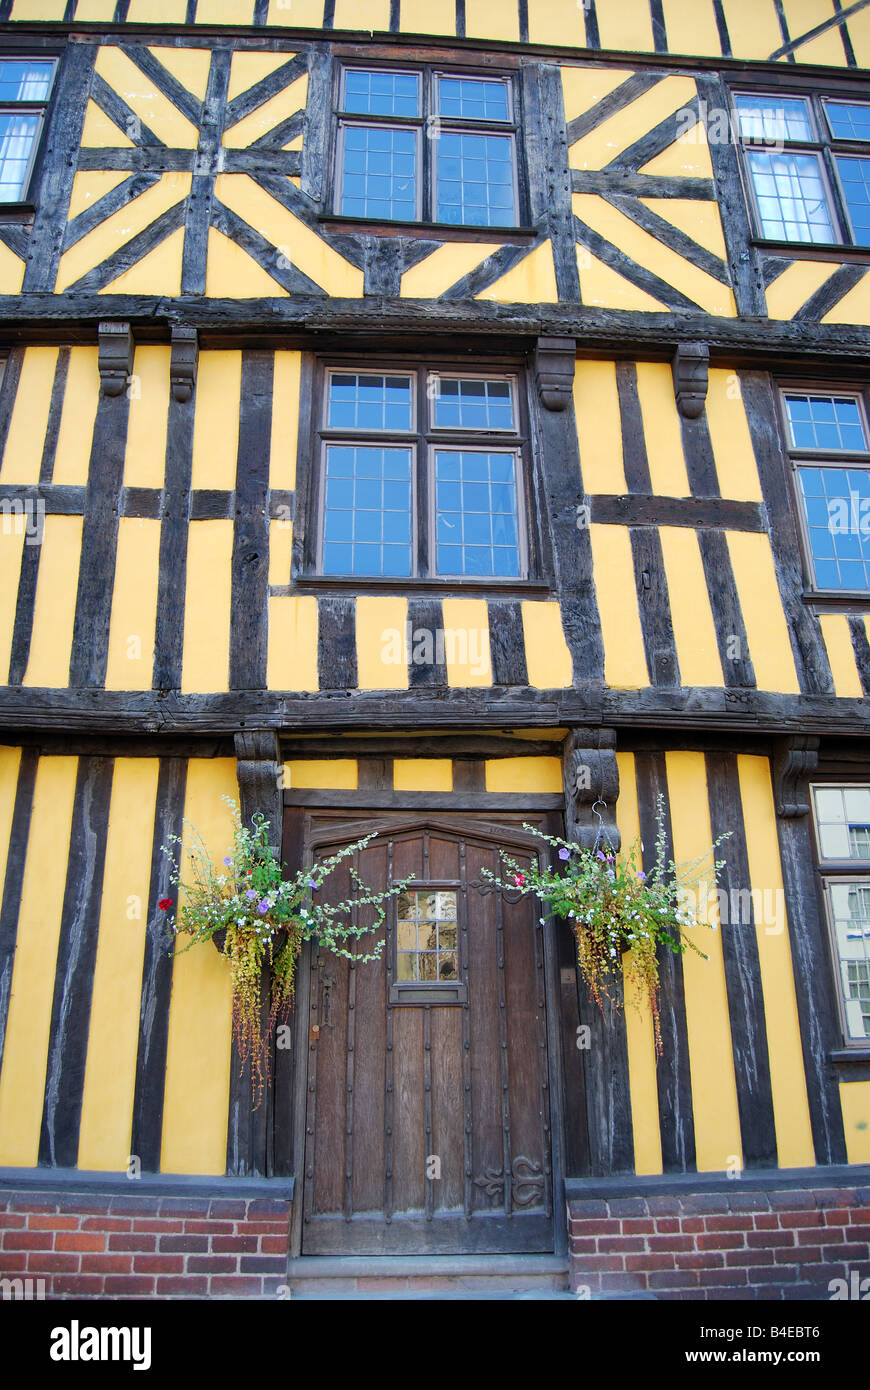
left=569, top=1186, right=870, bottom=1300
left=0, top=1189, right=290, bottom=1298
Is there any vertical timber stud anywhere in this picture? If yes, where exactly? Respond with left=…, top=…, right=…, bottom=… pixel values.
left=562, top=731, right=634, bottom=1175
left=773, top=736, right=847, bottom=1164
left=228, top=730, right=283, bottom=1176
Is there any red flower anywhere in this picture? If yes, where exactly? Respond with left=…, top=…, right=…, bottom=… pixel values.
left=158, top=898, right=173, bottom=911
left=514, top=874, right=526, bottom=887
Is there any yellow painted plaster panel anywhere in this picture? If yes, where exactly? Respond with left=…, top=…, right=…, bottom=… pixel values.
left=228, top=51, right=295, bottom=103
left=0, top=240, right=23, bottom=293
left=267, top=0, right=325, bottom=22
left=577, top=246, right=667, bottom=311
left=765, top=260, right=837, bottom=320
left=68, top=171, right=129, bottom=223
left=529, top=0, right=587, bottom=46
left=639, top=124, right=714, bottom=179
left=196, top=0, right=255, bottom=21
left=475, top=241, right=558, bottom=304
left=192, top=352, right=241, bottom=490
left=101, top=224, right=185, bottom=297
left=521, top=601, right=573, bottom=688
left=726, top=531, right=800, bottom=693
left=77, top=758, right=160, bottom=1170
left=821, top=271, right=870, bottom=325
left=705, top=369, right=763, bottom=502
left=574, top=359, right=625, bottom=493
left=181, top=521, right=233, bottom=694
left=23, top=516, right=82, bottom=688
left=639, top=198, right=727, bottom=260
left=206, top=226, right=290, bottom=298
left=662, top=0, right=722, bottom=56
left=589, top=524, right=648, bottom=688
left=0, top=530, right=25, bottom=679
left=666, top=751, right=742, bottom=1173
left=270, top=351, right=300, bottom=491
left=223, top=74, right=309, bottom=149
left=268, top=518, right=293, bottom=587
left=148, top=46, right=212, bottom=101
left=464, top=0, right=519, bottom=40
left=636, top=361, right=691, bottom=496
left=737, top=755, right=816, bottom=1167
left=105, top=519, right=160, bottom=691
left=287, top=759, right=358, bottom=789
left=75, top=0, right=119, bottom=16
left=0, top=756, right=77, bottom=1166
left=573, top=193, right=736, bottom=317
left=56, top=174, right=191, bottom=293
left=10, top=0, right=66, bottom=17
left=440, top=597, right=492, bottom=687
left=561, top=66, right=634, bottom=127
left=125, top=346, right=170, bottom=489
left=161, top=758, right=237, bottom=1175
left=393, top=759, right=453, bottom=792
left=267, top=595, right=319, bottom=691
left=569, top=76, right=697, bottom=172
left=484, top=757, right=562, bottom=794
left=214, top=175, right=364, bottom=297
left=53, top=348, right=100, bottom=487
left=334, top=0, right=390, bottom=28
left=840, top=1081, right=870, bottom=1163
left=616, top=752, right=662, bottom=1176
left=401, top=0, right=460, bottom=35
left=95, top=47, right=200, bottom=148
left=80, top=99, right=134, bottom=149
left=0, top=748, right=21, bottom=906
left=721, top=0, right=784, bottom=58
left=401, top=241, right=502, bottom=299
left=784, top=0, right=847, bottom=66
left=659, top=527, right=724, bottom=687
left=819, top=613, right=863, bottom=698
left=356, top=595, right=409, bottom=691
left=1, top=347, right=58, bottom=485
left=127, top=0, right=187, bottom=18
left=596, top=0, right=654, bottom=51
left=847, top=8, right=870, bottom=67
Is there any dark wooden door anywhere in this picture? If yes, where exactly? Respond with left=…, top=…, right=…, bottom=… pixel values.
left=299, top=814, right=556, bottom=1255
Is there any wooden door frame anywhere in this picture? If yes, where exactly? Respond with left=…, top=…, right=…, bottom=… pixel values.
left=283, top=805, right=569, bottom=1260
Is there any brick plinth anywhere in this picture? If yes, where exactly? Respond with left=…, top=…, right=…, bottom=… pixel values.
left=569, top=1186, right=870, bottom=1300
left=0, top=1190, right=290, bottom=1299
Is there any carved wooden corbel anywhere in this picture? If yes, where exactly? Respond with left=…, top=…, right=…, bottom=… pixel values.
left=672, top=341, right=709, bottom=419
left=170, top=325, right=198, bottom=403
left=234, top=729, right=282, bottom=856
left=97, top=321, right=133, bottom=397
left=562, top=729, right=620, bottom=851
left=535, top=336, right=576, bottom=412
left=773, top=735, right=820, bottom=818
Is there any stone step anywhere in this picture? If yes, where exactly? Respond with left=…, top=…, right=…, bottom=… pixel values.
left=284, top=1253, right=573, bottom=1300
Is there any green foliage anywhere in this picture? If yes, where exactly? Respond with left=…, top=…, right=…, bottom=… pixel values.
left=481, top=796, right=730, bottom=1053
left=161, top=797, right=412, bottom=1104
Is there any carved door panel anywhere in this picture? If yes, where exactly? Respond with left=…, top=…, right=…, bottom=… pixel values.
left=299, top=815, right=555, bottom=1256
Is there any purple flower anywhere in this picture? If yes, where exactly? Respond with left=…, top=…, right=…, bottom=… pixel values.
left=606, top=855, right=614, bottom=863
left=637, top=871, right=646, bottom=882
left=258, top=899, right=269, bottom=914
left=558, top=848, right=570, bottom=861
left=308, top=878, right=318, bottom=889
left=596, top=851, right=606, bottom=861
left=222, top=856, right=232, bottom=867
left=245, top=888, right=258, bottom=901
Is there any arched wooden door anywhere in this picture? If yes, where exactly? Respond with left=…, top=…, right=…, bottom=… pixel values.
left=297, top=812, right=559, bottom=1256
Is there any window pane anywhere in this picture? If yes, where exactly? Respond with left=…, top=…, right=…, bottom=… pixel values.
left=784, top=394, right=868, bottom=452
left=328, top=373, right=412, bottom=431
left=436, top=131, right=515, bottom=227
left=836, top=155, right=870, bottom=244
left=435, top=450, right=520, bottom=577
left=323, top=446, right=412, bottom=576
left=340, top=125, right=417, bottom=221
left=734, top=94, right=813, bottom=144
left=436, top=75, right=510, bottom=122
left=746, top=150, right=836, bottom=242
left=798, top=466, right=870, bottom=590
left=813, top=786, right=870, bottom=860
left=395, top=889, right=459, bottom=985
left=0, top=112, right=39, bottom=201
left=825, top=100, right=870, bottom=142
left=827, top=880, right=870, bottom=1040
left=432, top=377, right=514, bottom=430
left=343, top=69, right=420, bottom=117
left=0, top=60, right=53, bottom=102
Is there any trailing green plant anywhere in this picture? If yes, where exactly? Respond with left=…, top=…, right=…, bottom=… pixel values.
left=160, top=798, right=412, bottom=1104
left=481, top=796, right=730, bottom=1053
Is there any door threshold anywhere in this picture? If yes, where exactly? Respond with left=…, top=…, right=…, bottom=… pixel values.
left=288, top=1254, right=567, bottom=1278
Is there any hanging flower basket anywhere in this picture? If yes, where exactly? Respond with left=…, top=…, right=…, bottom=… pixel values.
left=159, top=798, right=412, bottom=1105
left=482, top=795, right=730, bottom=1054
